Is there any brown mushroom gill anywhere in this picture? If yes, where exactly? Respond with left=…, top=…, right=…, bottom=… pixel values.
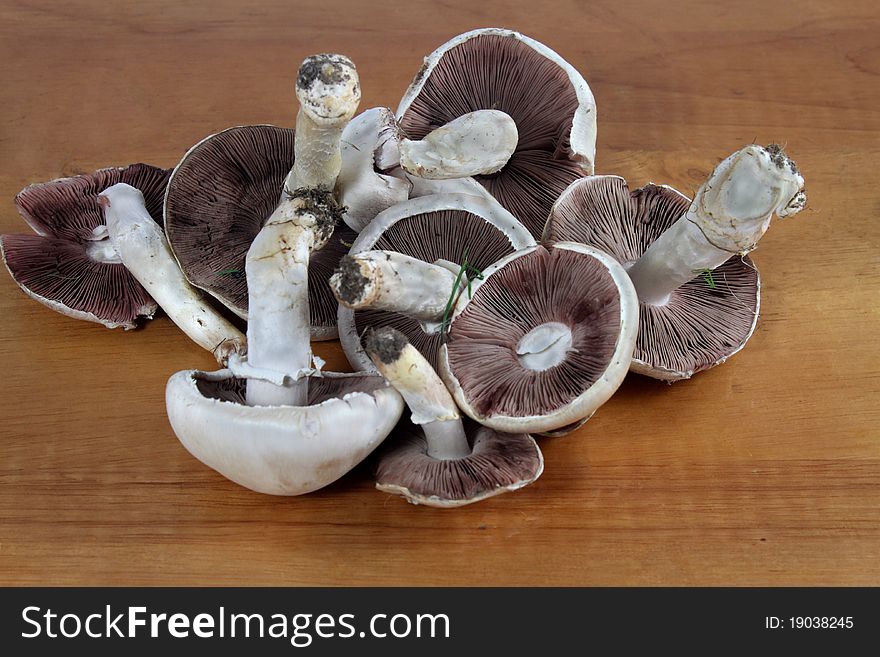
left=16, top=163, right=170, bottom=239
left=164, top=125, right=356, bottom=333
left=399, top=33, right=585, bottom=238
left=3, top=164, right=170, bottom=328
left=544, top=177, right=759, bottom=376
left=353, top=208, right=518, bottom=370
left=376, top=418, right=541, bottom=503
left=195, top=372, right=387, bottom=405
left=446, top=246, right=620, bottom=418
left=1, top=234, right=156, bottom=325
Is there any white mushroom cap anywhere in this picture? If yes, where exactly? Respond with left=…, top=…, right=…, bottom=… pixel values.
left=336, top=108, right=412, bottom=232
left=166, top=370, right=403, bottom=496
left=438, top=242, right=638, bottom=434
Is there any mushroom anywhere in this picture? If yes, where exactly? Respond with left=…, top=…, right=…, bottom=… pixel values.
left=1, top=164, right=169, bottom=329
left=165, top=188, right=403, bottom=495
left=314, top=100, right=514, bottom=235
left=336, top=107, right=411, bottom=232
left=163, top=54, right=362, bottom=339
left=332, top=192, right=535, bottom=372
left=396, top=27, right=597, bottom=238
left=437, top=243, right=639, bottom=435
left=364, top=326, right=543, bottom=508
left=543, top=144, right=806, bottom=381
left=97, top=183, right=246, bottom=365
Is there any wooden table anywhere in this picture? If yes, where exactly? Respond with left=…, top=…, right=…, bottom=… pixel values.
left=1, top=0, right=877, bottom=586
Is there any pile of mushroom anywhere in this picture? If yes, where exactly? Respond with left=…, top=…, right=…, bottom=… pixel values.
left=1, top=29, right=807, bottom=506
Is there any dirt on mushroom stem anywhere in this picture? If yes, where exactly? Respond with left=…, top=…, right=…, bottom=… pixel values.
left=333, top=254, right=371, bottom=306
left=297, top=54, right=353, bottom=89
left=363, top=326, right=407, bottom=365
left=765, top=143, right=799, bottom=174
left=287, top=187, right=345, bottom=241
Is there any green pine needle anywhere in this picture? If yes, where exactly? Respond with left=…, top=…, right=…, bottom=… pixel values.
left=693, top=268, right=717, bottom=289
left=440, top=249, right=484, bottom=337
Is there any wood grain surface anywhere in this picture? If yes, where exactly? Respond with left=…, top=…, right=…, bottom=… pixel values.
left=1, top=0, right=878, bottom=586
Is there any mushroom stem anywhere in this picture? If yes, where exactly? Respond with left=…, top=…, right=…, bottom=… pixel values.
left=97, top=183, right=246, bottom=365
left=336, top=108, right=412, bottom=232
left=285, top=54, right=361, bottom=192
left=244, top=190, right=338, bottom=407
left=626, top=145, right=807, bottom=306
left=396, top=110, right=518, bottom=180
left=330, top=251, right=461, bottom=320
left=364, top=327, right=470, bottom=460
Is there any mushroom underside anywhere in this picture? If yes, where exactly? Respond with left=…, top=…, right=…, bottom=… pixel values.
left=2, top=164, right=170, bottom=327
left=399, top=32, right=587, bottom=237
left=164, top=125, right=354, bottom=337
left=446, top=246, right=621, bottom=419
left=16, top=163, right=170, bottom=240
left=195, top=371, right=387, bottom=405
left=351, top=208, right=524, bottom=370
left=376, top=420, right=542, bottom=504
left=1, top=234, right=157, bottom=329
left=545, top=177, right=759, bottom=377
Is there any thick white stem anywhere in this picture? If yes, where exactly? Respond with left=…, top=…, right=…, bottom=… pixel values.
left=98, top=184, right=246, bottom=365
left=330, top=251, right=460, bottom=321
left=626, top=218, right=732, bottom=306
left=398, top=110, right=518, bottom=180
left=244, top=197, right=325, bottom=407
left=627, top=145, right=807, bottom=306
left=365, top=328, right=470, bottom=460
left=287, top=112, right=347, bottom=191
left=422, top=419, right=472, bottom=460
left=285, top=54, right=361, bottom=192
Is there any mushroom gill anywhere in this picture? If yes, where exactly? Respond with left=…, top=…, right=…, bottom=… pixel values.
left=446, top=246, right=621, bottom=417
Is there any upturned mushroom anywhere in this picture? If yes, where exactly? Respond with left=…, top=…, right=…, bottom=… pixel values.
left=364, top=326, right=543, bottom=508
left=438, top=243, right=639, bottom=435
left=395, top=27, right=597, bottom=237
left=331, top=193, right=535, bottom=372
left=163, top=53, right=361, bottom=339
left=97, top=183, right=246, bottom=365
left=166, top=188, right=403, bottom=495
left=543, top=144, right=806, bottom=380
left=1, top=164, right=170, bottom=330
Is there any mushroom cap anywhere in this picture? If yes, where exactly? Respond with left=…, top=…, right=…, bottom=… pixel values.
left=375, top=419, right=544, bottom=508
left=439, top=243, right=638, bottom=434
left=337, top=193, right=535, bottom=372
left=166, top=369, right=404, bottom=496
left=397, top=27, right=596, bottom=238
left=2, top=164, right=171, bottom=329
left=543, top=175, right=760, bottom=381
left=163, top=125, right=356, bottom=340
